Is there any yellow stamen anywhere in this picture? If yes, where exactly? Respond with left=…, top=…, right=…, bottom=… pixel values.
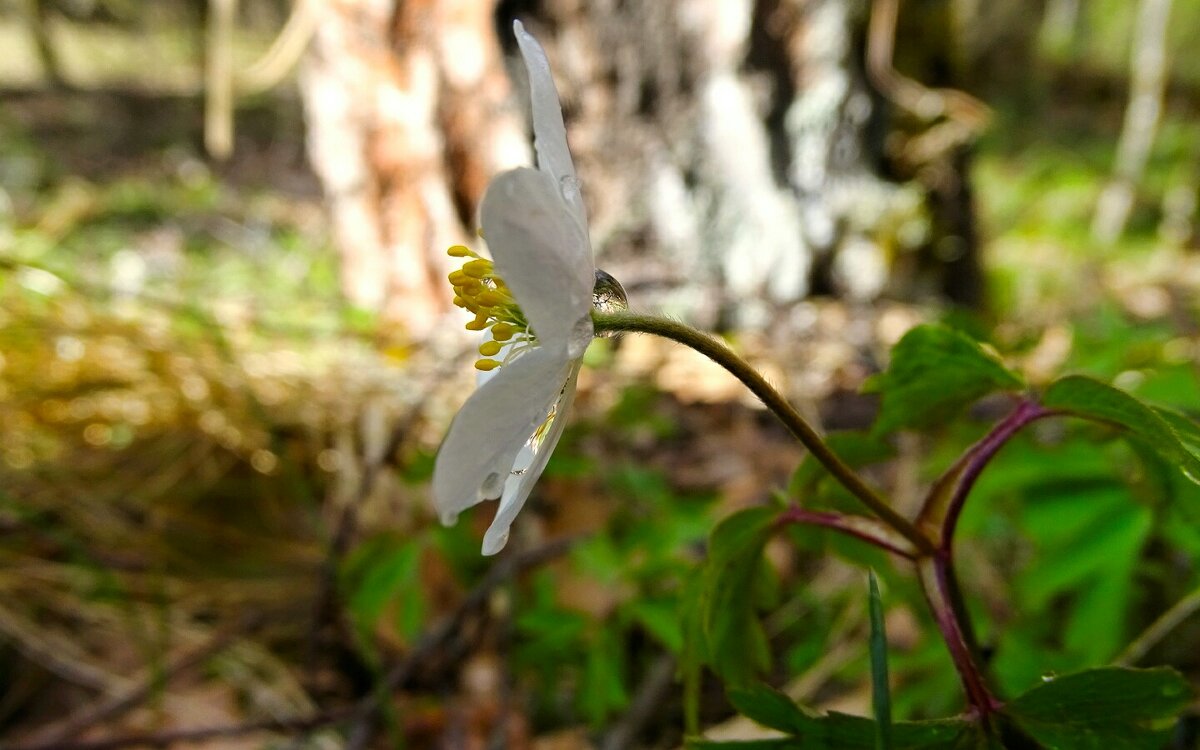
left=445, top=245, right=533, bottom=375
left=465, top=313, right=489, bottom=331
left=462, top=260, right=492, bottom=279
left=475, top=289, right=510, bottom=308
left=491, top=323, right=515, bottom=341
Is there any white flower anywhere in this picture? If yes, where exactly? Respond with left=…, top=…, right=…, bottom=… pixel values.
left=432, top=20, right=598, bottom=556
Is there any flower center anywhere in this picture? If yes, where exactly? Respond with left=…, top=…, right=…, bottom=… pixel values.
left=446, top=245, right=534, bottom=371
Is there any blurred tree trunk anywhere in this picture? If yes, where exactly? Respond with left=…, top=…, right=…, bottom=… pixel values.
left=299, top=0, right=527, bottom=335
left=300, top=0, right=983, bottom=332
left=1091, top=0, right=1174, bottom=246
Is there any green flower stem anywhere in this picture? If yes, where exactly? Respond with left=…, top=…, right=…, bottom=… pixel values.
left=592, top=310, right=934, bottom=555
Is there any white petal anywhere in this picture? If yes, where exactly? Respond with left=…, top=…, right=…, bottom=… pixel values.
left=481, top=167, right=594, bottom=355
left=433, top=347, right=572, bottom=523
left=512, top=22, right=577, bottom=188
left=481, top=360, right=582, bottom=555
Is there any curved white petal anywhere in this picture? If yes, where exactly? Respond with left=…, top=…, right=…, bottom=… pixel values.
left=433, top=347, right=573, bottom=523
left=481, top=360, right=582, bottom=555
left=512, top=22, right=579, bottom=192
left=481, top=167, right=594, bottom=355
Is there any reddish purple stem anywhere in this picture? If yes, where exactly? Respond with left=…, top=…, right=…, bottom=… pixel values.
left=777, top=507, right=915, bottom=559
left=941, top=399, right=1052, bottom=549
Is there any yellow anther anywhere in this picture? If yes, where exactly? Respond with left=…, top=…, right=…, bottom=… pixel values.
left=462, top=259, right=492, bottom=279
left=478, top=340, right=504, bottom=357
left=475, top=359, right=501, bottom=371
left=452, top=296, right=468, bottom=308
left=447, top=245, right=474, bottom=257
left=475, top=289, right=510, bottom=308
left=448, top=270, right=470, bottom=286
left=491, top=323, right=516, bottom=341
left=464, top=313, right=489, bottom=331
left=457, top=279, right=483, bottom=295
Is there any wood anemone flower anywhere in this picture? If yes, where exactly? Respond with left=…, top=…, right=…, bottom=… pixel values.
left=433, top=20, right=598, bottom=555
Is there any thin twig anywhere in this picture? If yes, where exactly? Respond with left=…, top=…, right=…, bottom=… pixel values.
left=5, top=537, right=579, bottom=750
left=1115, top=583, right=1200, bottom=666
left=13, top=613, right=269, bottom=748
left=600, top=654, right=677, bottom=750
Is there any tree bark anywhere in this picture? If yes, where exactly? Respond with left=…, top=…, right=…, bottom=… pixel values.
left=299, top=0, right=527, bottom=335
left=300, top=0, right=985, bottom=331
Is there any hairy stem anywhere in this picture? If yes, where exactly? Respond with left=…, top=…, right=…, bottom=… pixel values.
left=593, top=310, right=934, bottom=554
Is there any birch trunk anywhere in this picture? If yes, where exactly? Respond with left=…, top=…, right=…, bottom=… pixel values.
left=299, top=0, right=983, bottom=331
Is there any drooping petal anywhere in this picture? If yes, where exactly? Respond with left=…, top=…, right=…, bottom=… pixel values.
left=481, top=167, right=594, bottom=355
left=512, top=21, right=579, bottom=194
left=433, top=347, right=573, bottom=523
left=481, top=360, right=582, bottom=555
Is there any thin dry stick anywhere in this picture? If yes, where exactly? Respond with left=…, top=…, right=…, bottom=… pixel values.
left=600, top=654, right=678, bottom=750
left=237, top=0, right=318, bottom=94
left=12, top=537, right=579, bottom=750
left=1091, top=0, right=1175, bottom=244
left=14, top=613, right=268, bottom=748
left=204, top=0, right=237, bottom=159
left=1115, top=584, right=1200, bottom=666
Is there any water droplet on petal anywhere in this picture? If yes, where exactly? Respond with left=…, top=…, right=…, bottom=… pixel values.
left=559, top=175, right=580, bottom=203
left=481, top=472, right=503, bottom=498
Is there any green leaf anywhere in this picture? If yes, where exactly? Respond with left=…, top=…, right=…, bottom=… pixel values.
left=865, top=325, right=1024, bottom=435
left=728, top=684, right=814, bottom=734
left=1154, top=406, right=1200, bottom=459
left=343, top=537, right=425, bottom=642
left=868, top=572, right=892, bottom=750
left=628, top=598, right=685, bottom=653
left=1044, top=376, right=1200, bottom=484
left=580, top=628, right=629, bottom=725
left=700, top=507, right=778, bottom=684
left=1005, top=667, right=1192, bottom=749
left=789, top=432, right=895, bottom=498
left=687, top=694, right=979, bottom=749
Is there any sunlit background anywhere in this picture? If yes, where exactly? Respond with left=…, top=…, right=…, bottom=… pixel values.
left=1, top=0, right=1198, bottom=747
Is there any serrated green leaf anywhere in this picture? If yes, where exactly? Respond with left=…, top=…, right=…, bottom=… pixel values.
left=866, top=325, right=1024, bottom=436
left=1005, top=667, right=1192, bottom=749
left=700, top=507, right=778, bottom=683
left=1044, top=376, right=1200, bottom=484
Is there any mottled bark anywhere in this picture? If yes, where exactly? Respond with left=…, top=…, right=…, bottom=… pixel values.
left=300, top=0, right=526, bottom=335
left=301, top=0, right=984, bottom=331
